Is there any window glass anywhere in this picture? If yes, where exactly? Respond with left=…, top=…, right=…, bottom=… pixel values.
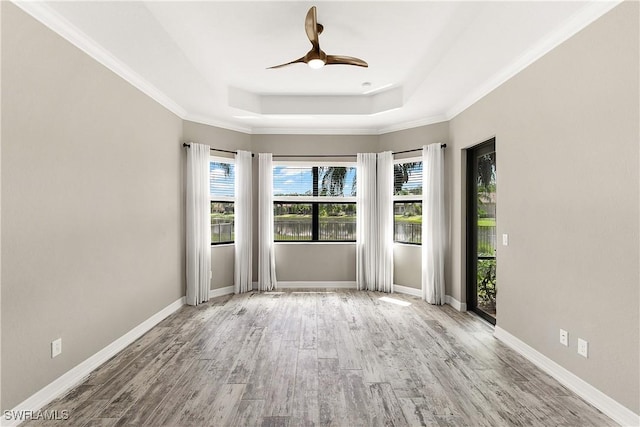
left=274, top=203, right=312, bottom=241
left=273, top=163, right=356, bottom=241
left=273, top=166, right=313, bottom=197
left=319, top=203, right=356, bottom=241
left=394, top=202, right=421, bottom=244
left=210, top=158, right=234, bottom=244
left=393, top=159, right=422, bottom=244
left=393, top=161, right=422, bottom=196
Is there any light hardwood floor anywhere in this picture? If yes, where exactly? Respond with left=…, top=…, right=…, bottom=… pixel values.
left=24, top=290, right=615, bottom=426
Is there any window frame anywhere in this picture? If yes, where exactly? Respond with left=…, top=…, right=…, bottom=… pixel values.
left=273, top=161, right=357, bottom=243
left=210, top=155, right=235, bottom=246
left=393, top=156, right=423, bottom=245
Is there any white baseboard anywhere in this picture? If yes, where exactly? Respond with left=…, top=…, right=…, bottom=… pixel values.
left=209, top=286, right=234, bottom=299
left=445, top=295, right=467, bottom=312
left=389, top=286, right=467, bottom=313
left=276, top=281, right=357, bottom=289
left=393, top=284, right=422, bottom=297
left=2, top=297, right=186, bottom=427
left=494, top=326, right=639, bottom=427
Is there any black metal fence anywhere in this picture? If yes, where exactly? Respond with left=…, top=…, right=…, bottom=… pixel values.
left=274, top=220, right=356, bottom=241
left=212, top=218, right=496, bottom=249
left=211, top=220, right=233, bottom=243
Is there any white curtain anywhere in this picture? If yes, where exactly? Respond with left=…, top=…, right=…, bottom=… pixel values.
left=234, top=150, right=253, bottom=294
left=258, top=153, right=277, bottom=291
left=376, top=151, right=394, bottom=293
left=422, top=143, right=446, bottom=304
left=356, top=153, right=393, bottom=292
left=356, top=153, right=377, bottom=290
left=186, top=142, right=211, bottom=306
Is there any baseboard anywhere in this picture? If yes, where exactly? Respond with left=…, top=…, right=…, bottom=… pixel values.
left=389, top=286, right=466, bottom=313
left=494, top=326, right=639, bottom=427
left=276, top=281, right=357, bottom=289
left=393, top=284, right=422, bottom=297
left=209, top=286, right=234, bottom=299
left=2, top=297, right=186, bottom=427
left=445, top=295, right=467, bottom=312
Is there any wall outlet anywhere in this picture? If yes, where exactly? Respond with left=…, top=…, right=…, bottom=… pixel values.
left=51, top=338, right=62, bottom=358
left=502, top=234, right=509, bottom=246
left=578, top=338, right=588, bottom=358
left=559, top=329, right=569, bottom=346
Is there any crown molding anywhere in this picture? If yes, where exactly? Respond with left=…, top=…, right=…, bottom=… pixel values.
left=250, top=126, right=378, bottom=135
left=12, top=0, right=188, bottom=119
left=378, top=115, right=448, bottom=135
left=446, top=0, right=622, bottom=121
left=183, top=114, right=252, bottom=134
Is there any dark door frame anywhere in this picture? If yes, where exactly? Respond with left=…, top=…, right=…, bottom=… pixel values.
left=466, top=137, right=496, bottom=325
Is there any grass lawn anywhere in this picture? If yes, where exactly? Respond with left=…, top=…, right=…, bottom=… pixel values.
left=478, top=218, right=496, bottom=227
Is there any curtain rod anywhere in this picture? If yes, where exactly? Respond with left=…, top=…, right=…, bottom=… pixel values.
left=273, top=154, right=357, bottom=158
left=393, top=144, right=446, bottom=155
left=272, top=144, right=447, bottom=158
left=182, top=143, right=255, bottom=157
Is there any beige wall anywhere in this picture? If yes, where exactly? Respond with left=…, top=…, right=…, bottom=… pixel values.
left=1, top=3, right=184, bottom=410
left=275, top=243, right=356, bottom=282
left=448, top=2, right=639, bottom=413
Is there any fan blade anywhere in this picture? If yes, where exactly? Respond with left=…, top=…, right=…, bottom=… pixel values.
left=326, top=55, right=368, bottom=67
left=305, top=6, right=320, bottom=50
left=267, top=56, right=306, bottom=69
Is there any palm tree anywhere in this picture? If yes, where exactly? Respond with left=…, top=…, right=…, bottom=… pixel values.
left=319, top=167, right=349, bottom=196
left=319, top=163, right=423, bottom=197
left=393, top=162, right=420, bottom=194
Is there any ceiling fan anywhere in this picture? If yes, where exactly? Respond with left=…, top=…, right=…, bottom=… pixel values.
left=268, top=6, right=368, bottom=70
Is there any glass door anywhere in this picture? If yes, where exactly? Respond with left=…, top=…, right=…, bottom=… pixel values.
left=466, top=138, right=497, bottom=324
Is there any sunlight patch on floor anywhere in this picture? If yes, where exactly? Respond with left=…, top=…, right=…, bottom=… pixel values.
left=379, top=296, right=411, bottom=307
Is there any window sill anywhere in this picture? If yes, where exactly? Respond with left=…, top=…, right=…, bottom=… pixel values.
left=275, top=241, right=356, bottom=245
left=394, top=242, right=422, bottom=247
left=211, top=243, right=234, bottom=248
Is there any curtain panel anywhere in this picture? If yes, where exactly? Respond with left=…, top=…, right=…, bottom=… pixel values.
left=258, top=153, right=277, bottom=290
left=234, top=150, right=253, bottom=294
left=422, top=143, right=446, bottom=304
left=356, top=152, right=394, bottom=292
left=186, top=142, right=211, bottom=306
left=376, top=151, right=394, bottom=293
left=356, top=153, right=377, bottom=290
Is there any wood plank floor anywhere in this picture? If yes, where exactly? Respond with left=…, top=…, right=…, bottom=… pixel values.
left=24, top=290, right=615, bottom=427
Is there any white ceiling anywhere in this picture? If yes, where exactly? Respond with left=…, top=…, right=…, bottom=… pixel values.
left=17, top=1, right=620, bottom=134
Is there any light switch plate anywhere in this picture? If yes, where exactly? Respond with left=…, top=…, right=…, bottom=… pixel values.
left=502, top=234, right=509, bottom=246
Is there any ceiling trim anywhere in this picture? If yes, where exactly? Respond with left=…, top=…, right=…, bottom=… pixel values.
left=445, top=0, right=622, bottom=121
left=12, top=0, right=188, bottom=120
left=183, top=114, right=252, bottom=134
left=377, top=115, right=449, bottom=135
left=250, top=127, right=377, bottom=136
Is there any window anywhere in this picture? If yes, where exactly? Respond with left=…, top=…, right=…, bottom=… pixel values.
left=273, top=162, right=356, bottom=241
left=210, top=157, right=235, bottom=244
left=393, top=158, right=423, bottom=244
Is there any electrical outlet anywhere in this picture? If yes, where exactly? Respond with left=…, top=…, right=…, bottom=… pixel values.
left=578, top=338, right=588, bottom=358
left=51, top=338, right=62, bottom=358
left=559, top=329, right=568, bottom=346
